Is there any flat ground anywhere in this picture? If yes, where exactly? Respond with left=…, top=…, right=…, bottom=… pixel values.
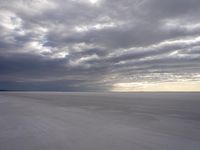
left=0, top=92, right=200, bottom=150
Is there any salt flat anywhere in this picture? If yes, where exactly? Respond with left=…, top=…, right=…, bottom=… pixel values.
left=0, top=92, right=200, bottom=150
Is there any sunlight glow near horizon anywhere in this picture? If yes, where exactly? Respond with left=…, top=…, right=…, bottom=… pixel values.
left=112, top=81, right=200, bottom=92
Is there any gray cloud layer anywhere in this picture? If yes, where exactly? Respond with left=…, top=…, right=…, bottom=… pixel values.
left=0, top=0, right=200, bottom=91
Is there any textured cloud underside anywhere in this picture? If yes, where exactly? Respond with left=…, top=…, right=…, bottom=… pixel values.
left=0, top=0, right=200, bottom=91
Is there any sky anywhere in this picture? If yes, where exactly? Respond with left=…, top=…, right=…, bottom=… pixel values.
left=0, top=0, right=200, bottom=91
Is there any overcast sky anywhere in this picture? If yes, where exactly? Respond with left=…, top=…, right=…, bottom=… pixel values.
left=0, top=0, right=200, bottom=91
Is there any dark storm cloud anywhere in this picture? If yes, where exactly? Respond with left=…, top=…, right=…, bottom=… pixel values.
left=0, top=0, right=200, bottom=91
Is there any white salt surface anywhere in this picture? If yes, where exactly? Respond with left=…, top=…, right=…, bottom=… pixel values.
left=0, top=92, right=200, bottom=150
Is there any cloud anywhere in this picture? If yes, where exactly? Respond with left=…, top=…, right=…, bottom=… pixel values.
left=0, top=0, right=200, bottom=91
